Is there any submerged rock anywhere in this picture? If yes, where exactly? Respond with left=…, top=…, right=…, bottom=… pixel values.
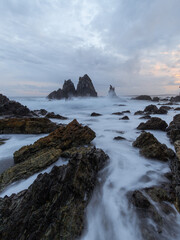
left=0, top=147, right=108, bottom=240
left=90, top=112, right=102, bottom=117
left=0, top=118, right=58, bottom=134
left=137, top=117, right=168, bottom=131
left=120, top=116, right=129, bottom=120
left=46, top=112, right=68, bottom=120
left=0, top=120, right=96, bottom=192
left=77, top=74, right=97, bottom=97
left=133, top=132, right=175, bottom=161
left=152, top=97, right=160, bottom=102
left=112, top=112, right=123, bottom=115
left=113, top=136, right=126, bottom=141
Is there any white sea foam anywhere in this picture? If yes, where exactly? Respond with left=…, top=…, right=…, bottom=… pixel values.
left=1, top=95, right=180, bottom=239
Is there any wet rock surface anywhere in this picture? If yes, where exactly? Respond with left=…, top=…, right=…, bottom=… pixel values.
left=0, top=118, right=58, bottom=134
left=170, top=96, right=180, bottom=102
left=144, top=105, right=168, bottom=114
left=113, top=136, right=126, bottom=141
left=0, top=147, right=108, bottom=240
left=129, top=187, right=178, bottom=240
left=133, top=132, right=175, bottom=161
left=137, top=117, right=168, bottom=131
left=167, top=114, right=180, bottom=143
left=46, top=112, right=68, bottom=120
left=120, top=116, right=129, bottom=120
left=0, top=120, right=96, bottom=192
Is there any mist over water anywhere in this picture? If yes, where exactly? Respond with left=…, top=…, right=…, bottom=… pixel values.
left=1, top=96, right=180, bottom=239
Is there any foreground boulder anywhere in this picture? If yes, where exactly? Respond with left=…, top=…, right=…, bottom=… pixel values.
left=0, top=93, right=33, bottom=117
left=0, top=118, right=58, bottom=134
left=77, top=74, right=97, bottom=97
left=167, top=114, right=180, bottom=143
left=133, top=132, right=175, bottom=161
left=0, top=120, right=96, bottom=192
left=137, top=117, right=168, bottom=131
left=0, top=147, right=108, bottom=240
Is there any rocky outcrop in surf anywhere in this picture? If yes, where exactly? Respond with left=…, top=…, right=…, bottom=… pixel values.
left=108, top=85, right=117, bottom=97
left=0, top=93, right=34, bottom=118
left=47, top=74, right=97, bottom=99
left=0, top=147, right=108, bottom=240
left=137, top=117, right=168, bottom=131
left=0, top=120, right=96, bottom=192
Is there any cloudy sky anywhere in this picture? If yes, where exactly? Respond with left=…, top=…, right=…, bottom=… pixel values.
left=0, top=0, right=180, bottom=96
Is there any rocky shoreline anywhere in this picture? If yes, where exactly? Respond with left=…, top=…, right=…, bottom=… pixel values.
left=1, top=93, right=180, bottom=239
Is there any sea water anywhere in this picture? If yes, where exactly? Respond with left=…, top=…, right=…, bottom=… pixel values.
left=1, top=96, right=180, bottom=239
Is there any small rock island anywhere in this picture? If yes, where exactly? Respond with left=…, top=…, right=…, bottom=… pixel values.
left=47, top=74, right=97, bottom=99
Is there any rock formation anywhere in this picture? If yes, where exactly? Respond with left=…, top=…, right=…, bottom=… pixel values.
left=47, top=74, right=97, bottom=99
left=133, top=95, right=152, bottom=101
left=0, top=120, right=96, bottom=192
left=0, top=147, right=108, bottom=240
left=76, top=74, right=97, bottom=97
left=167, top=114, right=180, bottom=143
left=137, top=117, right=168, bottom=131
left=108, top=85, right=117, bottom=97
left=133, top=132, right=175, bottom=161
left=0, top=93, right=34, bottom=117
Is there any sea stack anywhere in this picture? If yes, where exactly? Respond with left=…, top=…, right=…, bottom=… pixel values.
left=47, top=74, right=97, bottom=99
left=76, top=74, right=97, bottom=97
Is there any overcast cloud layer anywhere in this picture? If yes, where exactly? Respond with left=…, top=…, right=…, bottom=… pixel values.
left=0, top=0, right=180, bottom=96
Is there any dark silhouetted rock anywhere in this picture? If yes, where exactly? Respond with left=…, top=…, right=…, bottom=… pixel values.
left=175, top=107, right=180, bottom=111
left=120, top=116, right=129, bottom=120
left=144, top=104, right=158, bottom=113
left=133, top=95, right=152, bottom=101
left=134, top=111, right=144, bottom=115
left=0, top=147, right=108, bottom=240
left=62, top=79, right=76, bottom=98
left=91, top=112, right=102, bottom=117
left=0, top=93, right=33, bottom=118
left=137, top=117, right=168, bottom=131
left=170, top=96, right=180, bottom=102
left=108, top=85, right=117, bottom=97
left=152, top=97, right=160, bottom=102
left=122, top=110, right=130, bottom=113
left=0, top=118, right=58, bottom=134
left=139, top=115, right=151, bottom=119
left=133, top=132, right=175, bottom=161
left=144, top=105, right=168, bottom=114
left=34, top=109, right=48, bottom=116
left=77, top=74, right=97, bottom=97
left=112, top=112, right=123, bottom=115
left=47, top=88, right=64, bottom=100
left=46, top=112, right=68, bottom=120
left=113, top=136, right=126, bottom=140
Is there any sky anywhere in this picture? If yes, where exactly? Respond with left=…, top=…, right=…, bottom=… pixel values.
left=0, top=0, right=180, bottom=97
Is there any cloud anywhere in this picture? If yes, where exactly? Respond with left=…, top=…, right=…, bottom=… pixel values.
left=0, top=0, right=180, bottom=96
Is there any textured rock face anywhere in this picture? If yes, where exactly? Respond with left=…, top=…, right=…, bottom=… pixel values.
left=137, top=117, right=168, bottom=131
left=76, top=74, right=97, bottom=97
left=62, top=79, right=76, bottom=98
left=167, top=114, right=180, bottom=143
left=129, top=188, right=177, bottom=240
left=0, top=118, right=58, bottom=134
left=144, top=105, right=168, bottom=114
left=133, top=132, right=175, bottom=161
left=134, top=95, right=152, bottom=101
left=0, top=93, right=33, bottom=117
left=108, top=85, right=117, bottom=97
left=0, top=120, right=96, bottom=192
left=0, top=147, right=108, bottom=240
left=47, top=75, right=97, bottom=99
